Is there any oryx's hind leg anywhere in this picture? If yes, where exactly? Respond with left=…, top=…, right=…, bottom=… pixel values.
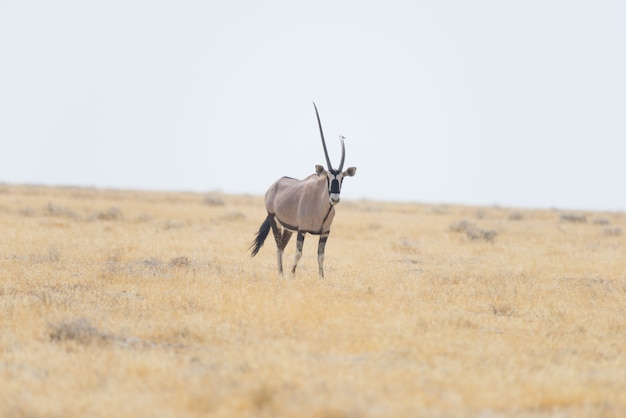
left=269, top=216, right=292, bottom=275
left=291, top=231, right=305, bottom=277
left=317, top=233, right=329, bottom=279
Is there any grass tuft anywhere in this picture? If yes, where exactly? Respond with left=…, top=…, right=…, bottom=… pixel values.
left=490, top=302, right=516, bottom=317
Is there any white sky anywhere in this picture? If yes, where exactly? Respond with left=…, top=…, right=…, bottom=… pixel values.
left=1, top=1, right=625, bottom=211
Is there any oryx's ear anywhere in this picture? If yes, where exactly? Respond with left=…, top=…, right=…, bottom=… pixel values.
left=315, top=165, right=327, bottom=176
left=344, top=167, right=357, bottom=177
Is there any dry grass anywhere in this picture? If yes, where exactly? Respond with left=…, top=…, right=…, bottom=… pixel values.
left=1, top=184, right=625, bottom=417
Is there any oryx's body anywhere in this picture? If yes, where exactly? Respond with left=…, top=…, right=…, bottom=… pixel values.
left=266, top=174, right=335, bottom=235
left=250, top=103, right=356, bottom=278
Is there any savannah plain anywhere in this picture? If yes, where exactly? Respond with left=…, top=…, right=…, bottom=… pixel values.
left=1, top=183, right=625, bottom=417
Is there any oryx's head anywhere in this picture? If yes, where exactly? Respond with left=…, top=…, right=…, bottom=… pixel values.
left=313, top=102, right=357, bottom=206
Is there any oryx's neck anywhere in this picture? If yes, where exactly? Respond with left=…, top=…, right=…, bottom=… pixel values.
left=297, top=174, right=335, bottom=233
left=311, top=175, right=334, bottom=232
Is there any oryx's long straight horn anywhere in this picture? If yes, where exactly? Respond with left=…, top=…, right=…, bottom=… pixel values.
left=251, top=102, right=357, bottom=279
left=313, top=102, right=333, bottom=170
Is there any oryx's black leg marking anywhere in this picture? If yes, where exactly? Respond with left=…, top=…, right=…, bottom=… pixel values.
left=280, top=230, right=293, bottom=249
left=291, top=231, right=305, bottom=275
left=318, top=233, right=329, bottom=279
left=279, top=229, right=293, bottom=275
left=269, top=216, right=291, bottom=275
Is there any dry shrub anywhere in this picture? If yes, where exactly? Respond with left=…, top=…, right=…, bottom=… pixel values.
left=560, top=213, right=587, bottom=223
left=450, top=220, right=497, bottom=242
left=466, top=228, right=497, bottom=242
left=449, top=220, right=472, bottom=232
left=45, top=202, right=79, bottom=220
left=170, top=256, right=191, bottom=267
left=49, top=318, right=109, bottom=345
left=91, top=206, right=123, bottom=221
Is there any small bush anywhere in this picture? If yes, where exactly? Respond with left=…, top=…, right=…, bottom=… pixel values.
left=45, top=202, right=79, bottom=220
left=49, top=318, right=109, bottom=345
left=449, top=220, right=472, bottom=232
left=170, top=256, right=191, bottom=267
left=92, top=207, right=123, bottom=221
left=466, top=228, right=497, bottom=242
left=560, top=214, right=587, bottom=223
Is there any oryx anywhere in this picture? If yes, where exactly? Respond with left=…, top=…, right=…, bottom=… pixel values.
left=250, top=102, right=356, bottom=278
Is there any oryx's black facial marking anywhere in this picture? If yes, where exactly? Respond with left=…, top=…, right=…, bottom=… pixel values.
left=327, top=170, right=345, bottom=206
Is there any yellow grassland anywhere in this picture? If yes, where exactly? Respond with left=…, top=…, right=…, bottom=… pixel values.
left=1, top=184, right=625, bottom=417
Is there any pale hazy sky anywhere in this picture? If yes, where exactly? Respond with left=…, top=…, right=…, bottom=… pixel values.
left=1, top=1, right=625, bottom=211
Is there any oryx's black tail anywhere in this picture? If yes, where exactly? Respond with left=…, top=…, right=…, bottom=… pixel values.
left=250, top=215, right=271, bottom=257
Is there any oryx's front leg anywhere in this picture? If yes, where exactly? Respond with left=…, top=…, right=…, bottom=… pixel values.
left=291, top=231, right=305, bottom=277
left=317, top=233, right=329, bottom=279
